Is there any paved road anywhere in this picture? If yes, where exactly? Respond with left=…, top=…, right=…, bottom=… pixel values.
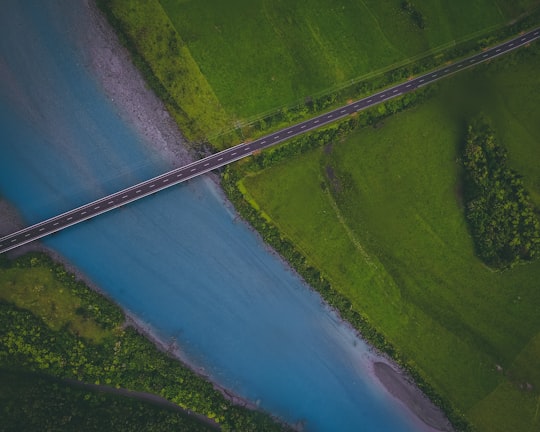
left=1, top=27, right=539, bottom=254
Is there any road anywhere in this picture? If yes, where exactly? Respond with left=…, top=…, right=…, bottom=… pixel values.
left=1, top=27, right=539, bottom=254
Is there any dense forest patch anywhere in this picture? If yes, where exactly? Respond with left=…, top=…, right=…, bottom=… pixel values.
left=462, top=115, right=540, bottom=269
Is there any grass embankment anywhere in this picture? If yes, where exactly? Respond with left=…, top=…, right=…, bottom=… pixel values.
left=0, top=253, right=291, bottom=432
left=238, top=45, right=540, bottom=431
left=96, top=0, right=231, bottom=142
left=99, top=0, right=539, bottom=148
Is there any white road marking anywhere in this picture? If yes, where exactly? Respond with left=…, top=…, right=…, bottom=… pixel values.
left=458, top=64, right=463, bottom=68
left=135, top=190, right=141, bottom=194
left=273, top=135, right=280, bottom=139
left=108, top=200, right=114, bottom=204
left=287, top=130, right=293, bottom=134
left=380, top=94, right=386, bottom=98
left=419, top=79, right=425, bottom=82
left=301, top=125, right=306, bottom=129
left=67, top=217, right=73, bottom=221
left=496, top=48, right=501, bottom=52
left=432, top=73, right=437, bottom=77
left=231, top=152, right=237, bottom=156
left=406, top=84, right=412, bottom=88
left=470, top=59, right=476, bottom=62
left=11, top=238, right=17, bottom=243
left=81, top=211, right=87, bottom=215
left=521, top=37, right=527, bottom=41
left=509, top=42, right=514, bottom=47
left=261, top=140, right=266, bottom=144
left=150, top=183, right=156, bottom=187
left=39, top=227, right=45, bottom=231
left=163, top=179, right=169, bottom=183
left=95, top=205, right=101, bottom=209
left=122, top=195, right=128, bottom=199
left=190, top=168, right=196, bottom=172
left=218, top=157, right=223, bottom=161
left=176, top=174, right=182, bottom=178
left=534, top=32, right=539, bottom=36
left=393, top=89, right=398, bottom=93
left=25, top=233, right=31, bottom=237
left=444, top=69, right=449, bottom=72
left=367, top=99, right=372, bottom=103
left=245, top=147, right=250, bottom=150
left=314, top=120, right=320, bottom=123
left=53, top=222, right=59, bottom=226
left=204, top=163, right=210, bottom=166
left=341, top=109, right=346, bottom=113
left=483, top=53, right=488, bottom=57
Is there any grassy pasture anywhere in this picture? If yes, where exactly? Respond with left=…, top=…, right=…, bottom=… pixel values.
left=159, top=0, right=536, bottom=121
left=241, top=45, right=540, bottom=431
left=0, top=264, right=110, bottom=342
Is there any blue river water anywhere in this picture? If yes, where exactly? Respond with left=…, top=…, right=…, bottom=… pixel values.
left=0, top=2, right=425, bottom=431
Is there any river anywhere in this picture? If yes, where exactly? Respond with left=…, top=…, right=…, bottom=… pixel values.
left=0, top=1, right=430, bottom=431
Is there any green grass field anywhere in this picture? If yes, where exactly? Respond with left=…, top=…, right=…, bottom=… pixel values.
left=159, top=0, right=535, bottom=120
left=0, top=263, right=110, bottom=342
left=242, top=45, right=540, bottom=431
left=102, top=0, right=538, bottom=144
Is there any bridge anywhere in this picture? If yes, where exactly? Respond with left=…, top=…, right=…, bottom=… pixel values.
left=1, top=27, right=539, bottom=254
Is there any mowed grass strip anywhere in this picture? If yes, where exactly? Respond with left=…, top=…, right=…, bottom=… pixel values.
left=242, top=46, right=540, bottom=431
left=159, top=0, right=536, bottom=121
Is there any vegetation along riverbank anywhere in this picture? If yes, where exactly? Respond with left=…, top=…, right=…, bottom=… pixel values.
left=0, top=252, right=293, bottom=431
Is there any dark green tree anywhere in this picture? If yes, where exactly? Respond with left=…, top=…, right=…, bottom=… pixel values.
left=462, top=115, right=540, bottom=268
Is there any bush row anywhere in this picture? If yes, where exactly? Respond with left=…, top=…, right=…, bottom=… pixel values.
left=245, top=87, right=433, bottom=172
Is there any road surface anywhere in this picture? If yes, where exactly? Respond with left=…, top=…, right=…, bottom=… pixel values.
left=1, top=26, right=539, bottom=254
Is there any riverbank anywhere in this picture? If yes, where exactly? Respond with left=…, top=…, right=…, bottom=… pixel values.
left=76, top=0, right=193, bottom=170
left=373, top=362, right=453, bottom=432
